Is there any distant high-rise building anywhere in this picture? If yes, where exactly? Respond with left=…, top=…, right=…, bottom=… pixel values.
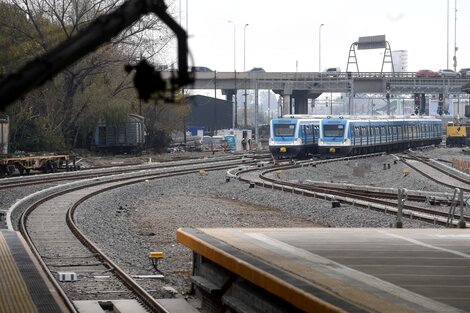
left=392, top=50, right=408, bottom=72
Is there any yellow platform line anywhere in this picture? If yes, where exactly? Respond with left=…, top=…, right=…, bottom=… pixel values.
left=0, top=232, right=38, bottom=313
left=177, top=228, right=346, bottom=313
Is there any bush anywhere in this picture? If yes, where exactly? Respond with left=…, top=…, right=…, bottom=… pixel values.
left=146, top=129, right=172, bottom=153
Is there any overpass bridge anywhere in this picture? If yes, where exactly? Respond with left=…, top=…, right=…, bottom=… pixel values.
left=164, top=71, right=470, bottom=116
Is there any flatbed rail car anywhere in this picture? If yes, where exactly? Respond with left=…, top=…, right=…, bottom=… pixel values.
left=0, top=153, right=76, bottom=176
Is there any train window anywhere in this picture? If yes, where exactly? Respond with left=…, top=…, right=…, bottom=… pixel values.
left=323, top=124, right=344, bottom=137
left=273, top=124, right=296, bottom=136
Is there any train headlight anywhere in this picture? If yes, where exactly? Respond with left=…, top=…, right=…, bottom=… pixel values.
left=294, top=138, right=302, bottom=145
left=269, top=138, right=274, bottom=145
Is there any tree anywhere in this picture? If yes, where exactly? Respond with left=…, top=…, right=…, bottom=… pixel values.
left=1, top=0, right=177, bottom=152
left=142, top=92, right=190, bottom=152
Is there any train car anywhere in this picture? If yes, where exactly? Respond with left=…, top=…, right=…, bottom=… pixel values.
left=91, top=113, right=146, bottom=153
left=269, top=115, right=323, bottom=159
left=318, top=116, right=442, bottom=157
left=0, top=153, right=74, bottom=176
left=445, top=122, right=468, bottom=146
left=0, top=114, right=77, bottom=176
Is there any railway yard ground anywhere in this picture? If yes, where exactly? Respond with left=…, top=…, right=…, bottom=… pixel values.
left=1, top=146, right=470, bottom=312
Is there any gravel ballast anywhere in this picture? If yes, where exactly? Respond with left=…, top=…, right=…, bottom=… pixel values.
left=3, top=147, right=467, bottom=302
left=74, top=153, right=446, bottom=298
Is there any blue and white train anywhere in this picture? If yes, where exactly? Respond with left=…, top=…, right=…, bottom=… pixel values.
left=318, top=116, right=443, bottom=157
left=269, top=115, right=323, bottom=159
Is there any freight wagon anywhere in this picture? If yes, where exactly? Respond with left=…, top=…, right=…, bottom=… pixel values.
left=0, top=114, right=77, bottom=176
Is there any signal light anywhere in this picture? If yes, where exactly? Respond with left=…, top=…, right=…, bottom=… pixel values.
left=386, top=82, right=390, bottom=91
left=438, top=93, right=444, bottom=102
left=414, top=93, right=420, bottom=107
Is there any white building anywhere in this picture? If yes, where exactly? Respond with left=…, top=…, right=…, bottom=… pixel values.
left=392, top=50, right=408, bottom=72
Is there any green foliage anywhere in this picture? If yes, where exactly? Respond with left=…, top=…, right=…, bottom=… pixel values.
left=0, top=3, right=36, bottom=73
left=146, top=129, right=172, bottom=153
left=9, top=114, right=66, bottom=152
left=1, top=0, right=179, bottom=154
left=141, top=92, right=190, bottom=152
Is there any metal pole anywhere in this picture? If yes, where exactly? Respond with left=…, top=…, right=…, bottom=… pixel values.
left=396, top=188, right=406, bottom=228
left=330, top=92, right=332, bottom=115
left=255, top=81, right=259, bottom=149
left=453, top=0, right=457, bottom=72
left=243, top=23, right=249, bottom=128
left=268, top=90, right=271, bottom=120
left=458, top=188, right=466, bottom=228
left=213, top=71, right=217, bottom=136
left=447, top=0, right=449, bottom=69
left=319, top=24, right=324, bottom=72
left=229, top=21, right=237, bottom=129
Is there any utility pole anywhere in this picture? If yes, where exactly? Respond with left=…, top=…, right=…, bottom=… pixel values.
left=228, top=20, right=237, bottom=129
left=453, top=0, right=458, bottom=72
left=243, top=23, right=249, bottom=128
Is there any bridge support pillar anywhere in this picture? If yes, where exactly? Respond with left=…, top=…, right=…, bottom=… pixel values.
left=222, top=89, right=237, bottom=128
left=282, top=94, right=291, bottom=116
left=292, top=90, right=309, bottom=114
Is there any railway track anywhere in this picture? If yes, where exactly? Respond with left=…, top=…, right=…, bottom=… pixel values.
left=233, top=153, right=469, bottom=227
left=399, top=153, right=470, bottom=192
left=0, top=154, right=254, bottom=190
left=12, top=156, right=261, bottom=313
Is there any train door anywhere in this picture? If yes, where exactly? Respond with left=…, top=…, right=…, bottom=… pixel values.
left=300, top=125, right=307, bottom=144
left=313, top=125, right=319, bottom=144
left=361, top=126, right=367, bottom=146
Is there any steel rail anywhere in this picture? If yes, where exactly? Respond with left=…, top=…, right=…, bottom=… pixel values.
left=0, top=154, right=252, bottom=190
left=17, top=159, right=250, bottom=312
left=233, top=153, right=468, bottom=226
left=400, top=155, right=470, bottom=192
left=256, top=172, right=468, bottom=226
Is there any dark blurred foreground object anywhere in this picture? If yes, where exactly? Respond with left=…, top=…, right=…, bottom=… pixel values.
left=0, top=0, right=193, bottom=110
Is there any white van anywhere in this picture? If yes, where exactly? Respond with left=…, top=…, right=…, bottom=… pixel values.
left=324, top=67, right=341, bottom=77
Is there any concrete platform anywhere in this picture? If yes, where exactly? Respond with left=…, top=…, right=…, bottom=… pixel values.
left=177, top=228, right=470, bottom=313
left=0, top=230, right=70, bottom=313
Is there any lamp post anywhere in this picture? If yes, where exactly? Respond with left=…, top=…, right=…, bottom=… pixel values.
left=243, top=23, right=249, bottom=128
left=228, top=21, right=237, bottom=129
left=318, top=23, right=324, bottom=72
left=447, top=0, right=449, bottom=69
left=453, top=0, right=458, bottom=72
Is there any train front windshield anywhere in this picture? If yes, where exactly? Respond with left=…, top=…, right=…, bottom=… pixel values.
left=323, top=124, right=344, bottom=137
left=273, top=124, right=296, bottom=137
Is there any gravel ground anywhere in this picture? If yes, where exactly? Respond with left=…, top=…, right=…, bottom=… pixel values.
left=74, top=152, right=445, bottom=299
left=279, top=154, right=457, bottom=193
left=4, top=146, right=467, bottom=307
left=0, top=183, right=64, bottom=229
left=412, top=146, right=470, bottom=162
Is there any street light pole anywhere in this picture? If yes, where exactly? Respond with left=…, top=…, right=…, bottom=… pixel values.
left=453, top=0, right=458, bottom=72
left=243, top=23, right=249, bottom=128
left=228, top=21, right=237, bottom=129
left=447, top=0, right=449, bottom=69
left=319, top=24, right=324, bottom=72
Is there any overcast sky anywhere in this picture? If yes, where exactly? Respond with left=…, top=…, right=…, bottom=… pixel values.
left=178, top=0, right=469, bottom=73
